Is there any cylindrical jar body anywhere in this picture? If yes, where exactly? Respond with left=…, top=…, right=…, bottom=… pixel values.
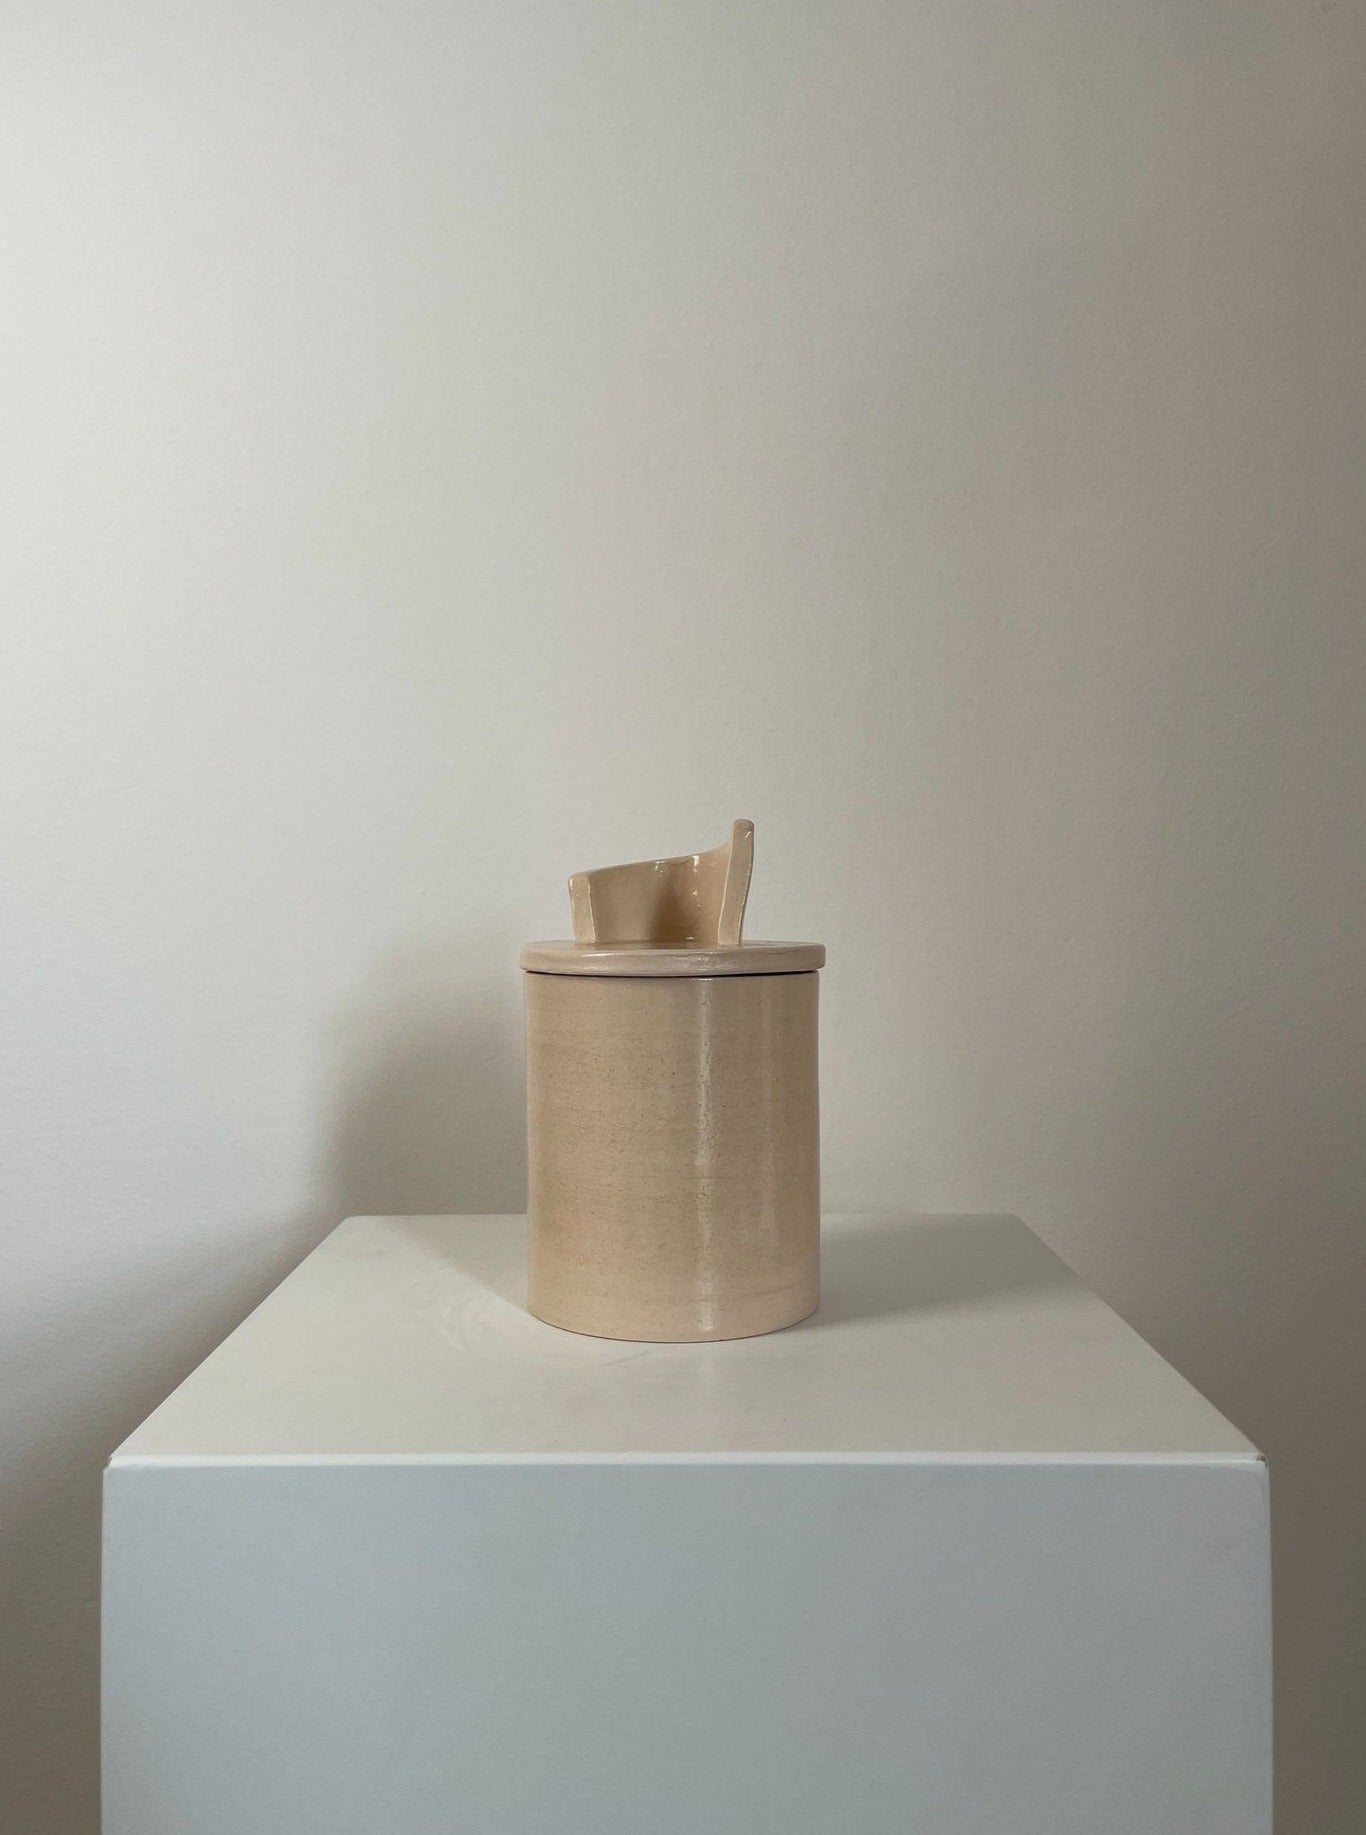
left=525, top=969, right=819, bottom=1341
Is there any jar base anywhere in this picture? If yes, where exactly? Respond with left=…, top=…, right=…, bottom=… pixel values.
left=526, top=1284, right=820, bottom=1345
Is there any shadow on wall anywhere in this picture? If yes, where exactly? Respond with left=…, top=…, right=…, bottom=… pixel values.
left=323, top=941, right=527, bottom=1220
left=0, top=1217, right=324, bottom=1835
left=0, top=942, right=527, bottom=1835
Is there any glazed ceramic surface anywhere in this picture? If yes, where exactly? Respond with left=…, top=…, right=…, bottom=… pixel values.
left=570, top=818, right=754, bottom=947
left=524, top=821, right=822, bottom=1343
left=526, top=968, right=819, bottom=1342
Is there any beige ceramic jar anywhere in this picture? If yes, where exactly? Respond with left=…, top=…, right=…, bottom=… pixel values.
left=522, top=822, right=823, bottom=1343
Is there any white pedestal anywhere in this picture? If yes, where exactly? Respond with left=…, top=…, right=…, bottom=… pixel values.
left=104, top=1215, right=1270, bottom=1835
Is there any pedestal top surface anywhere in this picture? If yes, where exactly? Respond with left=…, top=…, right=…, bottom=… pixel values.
left=112, top=1215, right=1258, bottom=1465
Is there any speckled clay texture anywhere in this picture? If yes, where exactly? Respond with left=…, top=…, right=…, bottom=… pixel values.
left=525, top=968, right=819, bottom=1342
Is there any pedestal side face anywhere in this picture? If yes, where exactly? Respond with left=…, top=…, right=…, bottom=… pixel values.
left=525, top=970, right=819, bottom=1341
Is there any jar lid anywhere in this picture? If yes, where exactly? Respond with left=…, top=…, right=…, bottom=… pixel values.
left=520, top=939, right=824, bottom=977
left=522, top=820, right=824, bottom=978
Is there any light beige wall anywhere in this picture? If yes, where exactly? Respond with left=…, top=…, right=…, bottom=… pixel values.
left=3, top=5, right=1363, bottom=1830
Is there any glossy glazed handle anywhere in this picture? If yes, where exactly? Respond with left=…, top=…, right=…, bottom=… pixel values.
left=568, top=819, right=754, bottom=947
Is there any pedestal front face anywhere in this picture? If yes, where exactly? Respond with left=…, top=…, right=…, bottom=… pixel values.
left=525, top=971, right=820, bottom=1341
left=104, top=1460, right=1270, bottom=1835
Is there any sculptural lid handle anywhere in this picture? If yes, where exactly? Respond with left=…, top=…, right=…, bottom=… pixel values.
left=568, top=819, right=755, bottom=948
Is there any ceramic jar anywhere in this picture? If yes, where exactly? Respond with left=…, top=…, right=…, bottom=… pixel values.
left=521, top=821, right=823, bottom=1342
